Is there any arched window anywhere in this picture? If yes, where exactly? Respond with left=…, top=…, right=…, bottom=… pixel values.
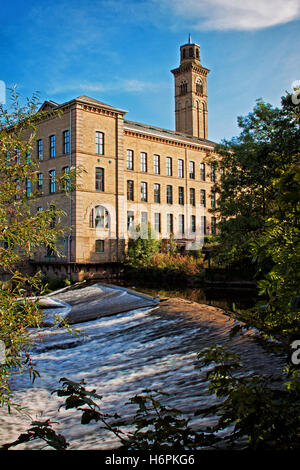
left=189, top=47, right=193, bottom=57
left=180, top=81, right=187, bottom=95
left=89, top=205, right=110, bottom=229
left=182, top=48, right=186, bottom=59
left=196, top=78, right=203, bottom=94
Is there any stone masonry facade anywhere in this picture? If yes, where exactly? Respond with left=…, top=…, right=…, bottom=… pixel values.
left=28, top=39, right=219, bottom=281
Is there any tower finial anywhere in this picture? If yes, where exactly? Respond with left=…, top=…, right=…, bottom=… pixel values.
left=188, top=33, right=192, bottom=44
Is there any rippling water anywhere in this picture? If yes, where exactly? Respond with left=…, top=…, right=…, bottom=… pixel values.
left=0, top=293, right=284, bottom=450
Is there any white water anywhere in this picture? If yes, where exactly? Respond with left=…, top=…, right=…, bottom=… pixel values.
left=0, top=294, right=285, bottom=450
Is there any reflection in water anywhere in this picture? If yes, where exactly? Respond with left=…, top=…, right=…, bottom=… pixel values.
left=113, top=280, right=259, bottom=312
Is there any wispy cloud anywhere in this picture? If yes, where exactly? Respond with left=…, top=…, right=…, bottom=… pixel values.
left=46, top=79, right=165, bottom=96
left=159, top=0, right=300, bottom=31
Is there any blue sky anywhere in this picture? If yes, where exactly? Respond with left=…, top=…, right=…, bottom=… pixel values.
left=1, top=0, right=300, bottom=143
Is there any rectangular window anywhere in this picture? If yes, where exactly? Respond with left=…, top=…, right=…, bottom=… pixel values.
left=63, top=166, right=70, bottom=191
left=141, top=182, right=147, bottom=202
left=189, top=161, right=195, bottom=179
left=154, top=213, right=161, bottom=233
left=26, top=179, right=31, bottom=197
left=49, top=135, right=55, bottom=158
left=49, top=205, right=56, bottom=229
left=126, top=149, right=134, bottom=170
left=15, top=179, right=21, bottom=200
left=154, top=183, right=161, bottom=203
left=63, top=130, right=70, bottom=154
left=191, top=215, right=196, bottom=233
left=141, top=211, right=148, bottom=227
left=166, top=185, right=173, bottom=204
left=211, top=217, right=217, bottom=235
left=167, top=214, right=173, bottom=234
left=127, top=180, right=134, bottom=201
left=200, top=163, right=205, bottom=181
left=16, top=149, right=21, bottom=164
left=178, top=186, right=184, bottom=205
left=179, top=214, right=185, bottom=234
left=95, top=167, right=104, bottom=192
left=140, top=152, right=147, bottom=172
left=190, top=188, right=195, bottom=206
left=127, top=211, right=134, bottom=230
left=166, top=157, right=172, bottom=176
left=89, top=208, right=94, bottom=228
left=37, top=139, right=43, bottom=160
left=153, top=154, right=160, bottom=174
left=178, top=159, right=184, bottom=178
left=37, top=172, right=43, bottom=190
left=211, top=191, right=216, bottom=208
left=95, top=131, right=104, bottom=155
left=49, top=170, right=56, bottom=194
left=95, top=239, right=104, bottom=253
left=200, top=189, right=206, bottom=207
left=201, top=215, right=206, bottom=235
left=211, top=164, right=216, bottom=183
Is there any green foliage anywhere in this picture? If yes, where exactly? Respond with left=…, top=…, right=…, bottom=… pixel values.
left=208, top=93, right=300, bottom=341
left=1, top=419, right=69, bottom=450
left=196, top=345, right=300, bottom=450
left=122, top=390, right=218, bottom=450
left=167, top=232, right=177, bottom=255
left=0, top=88, right=73, bottom=408
left=126, top=224, right=160, bottom=268
left=210, top=97, right=300, bottom=266
left=52, top=378, right=219, bottom=450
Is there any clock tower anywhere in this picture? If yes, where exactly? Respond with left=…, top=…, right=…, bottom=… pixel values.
left=171, top=35, right=210, bottom=139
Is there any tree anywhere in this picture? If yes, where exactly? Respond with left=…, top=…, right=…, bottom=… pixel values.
left=210, top=93, right=300, bottom=341
left=126, top=223, right=160, bottom=268
left=0, top=87, right=69, bottom=408
left=210, top=97, right=300, bottom=267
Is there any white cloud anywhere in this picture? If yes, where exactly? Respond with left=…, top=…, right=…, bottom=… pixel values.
left=47, top=79, right=164, bottom=96
left=160, top=0, right=300, bottom=31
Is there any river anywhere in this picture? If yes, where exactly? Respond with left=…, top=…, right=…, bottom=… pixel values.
left=0, top=283, right=285, bottom=450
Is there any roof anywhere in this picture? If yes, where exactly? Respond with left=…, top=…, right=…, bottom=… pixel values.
left=124, top=119, right=216, bottom=149
left=74, top=95, right=127, bottom=114
left=39, top=95, right=127, bottom=115
left=38, top=95, right=216, bottom=148
left=38, top=100, right=60, bottom=112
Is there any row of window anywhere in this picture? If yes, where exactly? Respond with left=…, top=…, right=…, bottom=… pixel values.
left=93, top=212, right=216, bottom=255
left=126, top=212, right=216, bottom=235
left=182, top=47, right=200, bottom=60
left=126, top=151, right=218, bottom=181
left=94, top=168, right=216, bottom=207
left=179, top=78, right=203, bottom=96
left=22, top=167, right=70, bottom=197
left=35, top=130, right=104, bottom=161
left=33, top=130, right=218, bottom=184
left=36, top=130, right=70, bottom=160
left=89, top=208, right=216, bottom=242
left=127, top=180, right=216, bottom=207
